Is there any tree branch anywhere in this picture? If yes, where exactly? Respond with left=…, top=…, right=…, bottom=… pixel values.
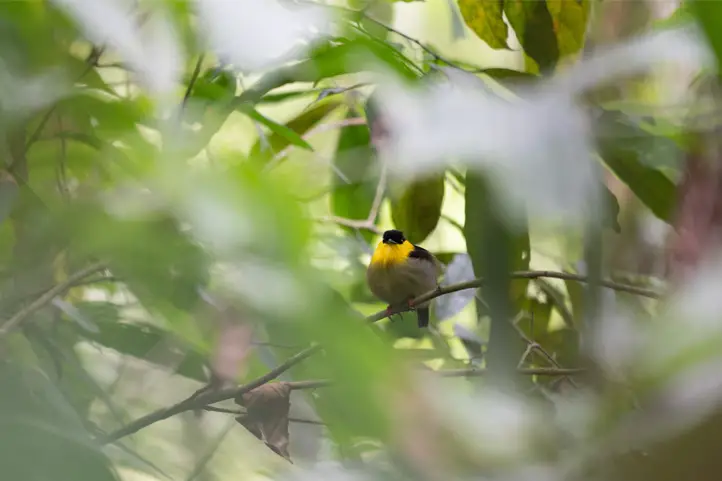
left=100, top=344, right=321, bottom=444
left=0, top=262, right=107, bottom=338
left=366, top=270, right=662, bottom=323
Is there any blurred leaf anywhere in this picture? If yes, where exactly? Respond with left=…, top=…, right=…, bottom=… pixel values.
left=0, top=361, right=119, bottom=480
left=504, top=0, right=559, bottom=72
left=384, top=313, right=425, bottom=340
left=457, top=0, right=509, bottom=49
left=0, top=174, right=19, bottom=226
left=480, top=67, right=538, bottom=81
left=78, top=312, right=208, bottom=383
left=331, top=109, right=379, bottom=244
left=519, top=298, right=552, bottom=342
left=245, top=108, right=314, bottom=152
left=191, top=68, right=236, bottom=102
left=653, top=2, right=693, bottom=30
left=690, top=0, right=722, bottom=68
left=597, top=110, right=678, bottom=222
left=189, top=36, right=420, bottom=156
left=464, top=171, right=528, bottom=379
left=390, top=173, right=445, bottom=245
left=545, top=0, right=590, bottom=57
left=67, top=207, right=209, bottom=313
left=435, top=253, right=476, bottom=321
left=249, top=99, right=342, bottom=164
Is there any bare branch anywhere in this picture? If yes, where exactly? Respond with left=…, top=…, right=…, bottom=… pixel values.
left=100, top=344, right=321, bottom=444
left=366, top=270, right=662, bottom=323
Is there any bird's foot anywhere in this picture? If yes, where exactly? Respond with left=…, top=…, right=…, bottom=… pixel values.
left=407, top=298, right=416, bottom=310
left=385, top=305, right=394, bottom=316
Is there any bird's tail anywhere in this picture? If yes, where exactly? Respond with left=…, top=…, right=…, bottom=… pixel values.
left=417, top=307, right=430, bottom=328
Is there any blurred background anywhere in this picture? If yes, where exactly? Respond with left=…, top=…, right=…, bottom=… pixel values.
left=4, top=0, right=722, bottom=480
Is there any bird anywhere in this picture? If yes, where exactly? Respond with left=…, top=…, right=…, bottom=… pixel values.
left=366, top=229, right=444, bottom=328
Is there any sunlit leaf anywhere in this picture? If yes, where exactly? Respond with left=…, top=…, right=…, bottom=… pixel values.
left=246, top=108, right=314, bottom=152
left=545, top=0, right=590, bottom=58
left=504, top=0, right=559, bottom=72
left=249, top=99, right=342, bottom=164
left=457, top=0, right=509, bottom=49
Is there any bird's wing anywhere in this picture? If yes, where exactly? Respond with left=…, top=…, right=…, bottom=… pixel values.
left=410, top=245, right=444, bottom=277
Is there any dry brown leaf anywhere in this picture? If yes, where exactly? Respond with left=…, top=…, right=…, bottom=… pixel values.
left=236, top=382, right=292, bottom=462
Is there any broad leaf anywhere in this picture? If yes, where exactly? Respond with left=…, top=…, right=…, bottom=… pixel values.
left=331, top=109, right=379, bottom=243
left=596, top=109, right=679, bottom=222
left=545, top=0, right=590, bottom=58
left=457, top=0, right=509, bottom=49
left=504, top=0, right=559, bottom=72
left=246, top=108, right=314, bottom=152
left=249, top=99, right=342, bottom=164
left=390, top=173, right=445, bottom=245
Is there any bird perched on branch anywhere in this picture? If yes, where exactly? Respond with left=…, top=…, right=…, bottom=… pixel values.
left=367, top=229, right=444, bottom=327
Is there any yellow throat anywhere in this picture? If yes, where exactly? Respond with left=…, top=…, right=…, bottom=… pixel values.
left=370, top=240, right=414, bottom=268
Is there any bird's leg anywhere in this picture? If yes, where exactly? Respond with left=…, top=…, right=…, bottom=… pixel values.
left=407, top=297, right=416, bottom=310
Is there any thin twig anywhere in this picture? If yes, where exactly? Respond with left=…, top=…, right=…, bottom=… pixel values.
left=366, top=270, right=662, bottom=323
left=0, top=262, right=107, bottom=338
left=182, top=54, right=205, bottom=110
left=316, top=215, right=381, bottom=234
left=100, top=344, right=321, bottom=444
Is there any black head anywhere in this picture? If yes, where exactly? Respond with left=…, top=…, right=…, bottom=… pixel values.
left=382, top=229, right=406, bottom=245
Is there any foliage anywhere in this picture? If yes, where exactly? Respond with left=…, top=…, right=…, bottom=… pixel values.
left=0, top=1, right=722, bottom=480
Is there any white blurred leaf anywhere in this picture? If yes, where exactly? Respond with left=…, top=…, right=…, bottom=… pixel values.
left=373, top=26, right=711, bottom=229
left=435, top=253, right=476, bottom=321
left=0, top=59, right=68, bottom=118
left=195, top=0, right=332, bottom=72
left=51, top=0, right=182, bottom=97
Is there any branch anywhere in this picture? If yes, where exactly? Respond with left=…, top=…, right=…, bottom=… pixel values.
left=100, top=344, right=321, bottom=444
left=0, top=262, right=107, bottom=338
left=366, top=270, right=662, bottom=323
left=182, top=54, right=205, bottom=109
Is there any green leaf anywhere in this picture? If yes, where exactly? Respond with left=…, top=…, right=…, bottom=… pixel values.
left=79, top=316, right=208, bottom=383
left=545, top=0, right=590, bottom=58
left=457, top=0, right=509, bottom=49
left=689, top=0, right=722, bottom=68
left=187, top=37, right=420, bottom=157
left=249, top=99, right=342, bottom=164
left=390, top=173, right=445, bottom=245
left=464, top=171, right=529, bottom=380
left=601, top=183, right=621, bottom=233
left=331, top=109, right=379, bottom=243
left=504, top=0, right=559, bottom=72
left=597, top=109, right=679, bottom=222
left=66, top=206, right=209, bottom=313
left=0, top=361, right=119, bottom=481
left=245, top=108, right=314, bottom=152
